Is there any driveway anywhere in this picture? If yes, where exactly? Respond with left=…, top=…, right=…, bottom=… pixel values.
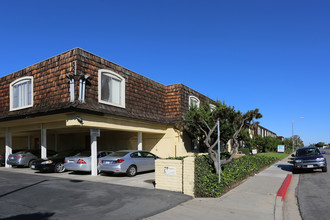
left=0, top=169, right=192, bottom=220
left=0, top=166, right=156, bottom=189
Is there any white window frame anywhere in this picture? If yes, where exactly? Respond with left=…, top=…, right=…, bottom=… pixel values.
left=189, top=95, right=200, bottom=108
left=10, top=76, right=34, bottom=111
left=98, top=69, right=125, bottom=108
left=210, top=104, right=216, bottom=112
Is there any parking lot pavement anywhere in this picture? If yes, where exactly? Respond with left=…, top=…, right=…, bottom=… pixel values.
left=0, top=170, right=192, bottom=220
left=0, top=166, right=155, bottom=189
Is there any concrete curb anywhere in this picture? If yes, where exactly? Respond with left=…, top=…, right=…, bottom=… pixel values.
left=274, top=174, right=292, bottom=220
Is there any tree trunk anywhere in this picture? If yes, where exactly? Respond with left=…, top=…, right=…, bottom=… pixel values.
left=208, top=147, right=219, bottom=174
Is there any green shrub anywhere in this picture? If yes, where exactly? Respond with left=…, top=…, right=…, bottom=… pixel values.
left=195, top=154, right=278, bottom=197
left=220, top=152, right=231, bottom=160
left=238, top=147, right=250, bottom=155
left=166, top=156, right=187, bottom=160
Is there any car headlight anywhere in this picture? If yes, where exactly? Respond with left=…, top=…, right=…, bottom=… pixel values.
left=316, top=158, right=325, bottom=161
left=295, top=160, right=302, bottom=163
left=41, top=160, right=53, bottom=164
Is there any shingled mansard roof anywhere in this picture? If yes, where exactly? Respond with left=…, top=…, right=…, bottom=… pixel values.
left=0, top=48, right=215, bottom=125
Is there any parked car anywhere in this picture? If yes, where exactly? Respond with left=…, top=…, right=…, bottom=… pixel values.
left=0, top=153, right=4, bottom=166
left=31, top=150, right=84, bottom=173
left=98, top=150, right=159, bottom=177
left=292, top=146, right=327, bottom=173
left=64, top=150, right=113, bottom=172
left=7, top=149, right=57, bottom=168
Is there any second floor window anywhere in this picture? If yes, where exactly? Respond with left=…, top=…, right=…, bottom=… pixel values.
left=189, top=95, right=200, bottom=108
left=10, top=76, right=33, bottom=111
left=98, top=69, right=125, bottom=108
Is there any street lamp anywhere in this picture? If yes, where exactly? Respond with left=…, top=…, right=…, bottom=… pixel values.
left=292, top=117, right=304, bottom=152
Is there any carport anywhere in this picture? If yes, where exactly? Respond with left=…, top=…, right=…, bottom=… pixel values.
left=0, top=112, right=168, bottom=176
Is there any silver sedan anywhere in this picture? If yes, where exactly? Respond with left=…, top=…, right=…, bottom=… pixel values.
left=98, top=150, right=159, bottom=177
left=64, top=151, right=112, bottom=172
left=7, top=149, right=57, bottom=168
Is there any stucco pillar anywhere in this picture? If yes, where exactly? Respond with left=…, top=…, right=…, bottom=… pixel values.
left=90, top=128, right=100, bottom=176
left=41, top=125, right=47, bottom=159
left=5, top=128, right=12, bottom=168
left=138, top=132, right=142, bottom=150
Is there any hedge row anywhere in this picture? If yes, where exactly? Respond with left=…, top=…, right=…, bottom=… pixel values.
left=195, top=154, right=278, bottom=197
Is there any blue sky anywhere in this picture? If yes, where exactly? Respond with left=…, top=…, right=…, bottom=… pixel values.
left=0, top=0, right=329, bottom=146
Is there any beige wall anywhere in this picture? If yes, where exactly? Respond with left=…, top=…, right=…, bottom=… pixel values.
left=155, top=159, right=183, bottom=192
left=98, top=131, right=138, bottom=151
left=12, top=136, right=29, bottom=150
left=144, top=129, right=176, bottom=158
left=57, top=132, right=89, bottom=151
left=155, top=157, right=195, bottom=196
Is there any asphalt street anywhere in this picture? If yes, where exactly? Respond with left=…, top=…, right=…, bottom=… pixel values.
left=297, top=148, right=330, bottom=220
left=0, top=171, right=191, bottom=220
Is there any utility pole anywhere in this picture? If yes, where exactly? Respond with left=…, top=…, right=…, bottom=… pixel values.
left=218, top=119, right=221, bottom=184
left=292, top=120, right=294, bottom=152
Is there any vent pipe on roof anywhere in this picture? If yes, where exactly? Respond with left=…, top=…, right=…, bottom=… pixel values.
left=66, top=74, right=75, bottom=102
left=79, top=75, right=83, bottom=102
left=79, top=74, right=90, bottom=103
left=67, top=61, right=77, bottom=102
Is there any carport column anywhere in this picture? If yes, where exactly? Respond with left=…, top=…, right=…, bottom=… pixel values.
left=41, top=125, right=47, bottom=159
left=5, top=128, right=12, bottom=168
left=90, top=128, right=100, bottom=176
left=138, top=132, right=142, bottom=150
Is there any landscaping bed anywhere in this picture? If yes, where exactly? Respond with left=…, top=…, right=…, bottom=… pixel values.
left=194, top=153, right=289, bottom=197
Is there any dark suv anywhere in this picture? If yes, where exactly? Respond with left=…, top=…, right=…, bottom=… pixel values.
left=292, top=146, right=327, bottom=173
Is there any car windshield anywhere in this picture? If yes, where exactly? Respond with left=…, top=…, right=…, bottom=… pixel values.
left=108, top=151, right=129, bottom=157
left=73, top=151, right=91, bottom=157
left=14, top=151, right=29, bottom=154
left=14, top=150, right=38, bottom=155
left=296, top=148, right=321, bottom=157
left=54, top=151, right=81, bottom=157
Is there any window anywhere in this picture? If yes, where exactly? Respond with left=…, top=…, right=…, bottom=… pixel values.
left=131, top=152, right=142, bottom=158
left=141, top=152, right=156, bottom=158
left=98, top=69, right=125, bottom=108
left=10, top=76, right=33, bottom=111
left=210, top=104, right=216, bottom=112
left=189, top=95, right=200, bottom=108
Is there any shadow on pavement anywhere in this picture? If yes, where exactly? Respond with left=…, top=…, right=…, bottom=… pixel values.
left=277, top=164, right=293, bottom=172
left=67, top=171, right=91, bottom=175
left=100, top=170, right=155, bottom=177
left=1, top=212, right=54, bottom=220
left=144, top=179, right=156, bottom=187
left=0, top=180, right=48, bottom=198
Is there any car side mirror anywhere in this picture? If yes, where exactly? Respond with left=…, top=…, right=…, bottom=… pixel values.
left=291, top=154, right=295, bottom=157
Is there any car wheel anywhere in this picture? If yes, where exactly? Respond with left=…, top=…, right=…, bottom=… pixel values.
left=322, top=167, right=327, bottom=172
left=54, top=162, right=65, bottom=173
left=292, top=168, right=299, bottom=174
left=28, top=160, right=35, bottom=168
left=126, top=165, right=137, bottom=177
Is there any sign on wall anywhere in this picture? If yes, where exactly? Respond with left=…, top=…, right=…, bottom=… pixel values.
left=164, top=167, right=176, bottom=176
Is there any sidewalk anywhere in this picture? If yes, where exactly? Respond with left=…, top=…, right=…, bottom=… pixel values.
left=146, top=156, right=301, bottom=220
